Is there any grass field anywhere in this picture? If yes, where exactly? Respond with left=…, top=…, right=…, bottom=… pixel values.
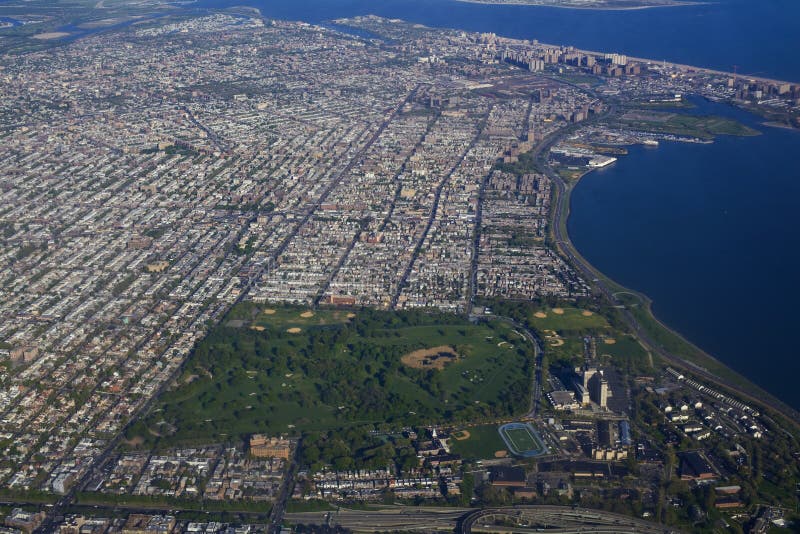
left=448, top=424, right=508, bottom=460
left=529, top=307, right=610, bottom=333
left=595, top=333, right=652, bottom=374
left=227, top=304, right=354, bottom=330
left=132, top=304, right=534, bottom=447
left=627, top=100, right=696, bottom=110
left=618, top=111, right=760, bottom=139
left=505, top=427, right=538, bottom=452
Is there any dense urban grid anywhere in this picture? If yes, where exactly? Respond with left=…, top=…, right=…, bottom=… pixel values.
left=0, top=6, right=799, bottom=534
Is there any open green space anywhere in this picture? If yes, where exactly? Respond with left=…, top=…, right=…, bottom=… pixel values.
left=628, top=99, right=696, bottom=110
left=542, top=336, right=584, bottom=365
left=618, top=111, right=760, bottom=139
left=595, top=333, right=644, bottom=358
left=75, top=492, right=272, bottom=514
left=132, top=304, right=533, bottom=448
left=595, top=333, right=651, bottom=375
left=483, top=298, right=652, bottom=376
left=528, top=307, right=610, bottom=333
left=557, top=167, right=589, bottom=183
left=448, top=424, right=508, bottom=460
left=227, top=304, right=355, bottom=331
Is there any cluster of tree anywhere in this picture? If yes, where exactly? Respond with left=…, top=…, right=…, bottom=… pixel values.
left=298, top=426, right=419, bottom=474
left=74, top=491, right=273, bottom=513
left=135, top=303, right=536, bottom=480
left=493, top=148, right=540, bottom=176
left=631, top=384, right=800, bottom=530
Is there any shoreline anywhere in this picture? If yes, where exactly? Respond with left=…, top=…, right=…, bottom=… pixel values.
left=455, top=0, right=702, bottom=10
left=14, top=1, right=796, bottom=423
left=762, top=120, right=800, bottom=131
left=545, top=119, right=800, bottom=426
left=132, top=6, right=800, bottom=425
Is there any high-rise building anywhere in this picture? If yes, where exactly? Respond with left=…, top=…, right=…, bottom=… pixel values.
left=591, top=373, right=609, bottom=409
left=604, top=53, right=627, bottom=66
left=574, top=365, right=609, bottom=409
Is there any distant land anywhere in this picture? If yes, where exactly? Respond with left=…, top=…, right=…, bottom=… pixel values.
left=455, top=0, right=700, bottom=10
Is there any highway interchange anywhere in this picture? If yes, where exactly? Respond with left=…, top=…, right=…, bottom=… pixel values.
left=285, top=504, right=683, bottom=533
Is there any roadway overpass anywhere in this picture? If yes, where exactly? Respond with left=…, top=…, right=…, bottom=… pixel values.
left=285, top=504, right=684, bottom=533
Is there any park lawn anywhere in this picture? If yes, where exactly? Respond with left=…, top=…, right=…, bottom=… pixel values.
left=529, top=307, right=610, bottom=334
left=597, top=334, right=648, bottom=363
left=542, top=335, right=584, bottom=367
left=364, top=323, right=530, bottom=403
left=667, top=114, right=759, bottom=137
left=557, top=167, right=588, bottom=183
left=628, top=100, right=696, bottom=110
left=134, top=305, right=534, bottom=448
left=255, top=308, right=354, bottom=329
left=449, top=424, right=508, bottom=460
left=618, top=112, right=759, bottom=139
left=227, top=301, right=354, bottom=330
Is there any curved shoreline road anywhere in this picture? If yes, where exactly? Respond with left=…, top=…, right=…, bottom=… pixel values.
left=537, top=104, right=800, bottom=425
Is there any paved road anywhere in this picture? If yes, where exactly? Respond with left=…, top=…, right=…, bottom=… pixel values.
left=289, top=506, right=469, bottom=532
left=286, top=504, right=682, bottom=533
left=462, top=505, right=682, bottom=534
left=267, top=441, right=300, bottom=534
left=538, top=112, right=800, bottom=425
left=473, top=313, right=544, bottom=418
left=34, top=85, right=423, bottom=534
left=314, top=109, right=438, bottom=306
left=391, top=105, right=492, bottom=309
left=465, top=169, right=490, bottom=317
left=34, top=220, right=261, bottom=533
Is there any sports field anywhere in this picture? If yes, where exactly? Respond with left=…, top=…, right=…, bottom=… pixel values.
left=529, top=307, right=610, bottom=332
left=506, top=427, right=538, bottom=451
left=499, top=422, right=547, bottom=458
left=449, top=424, right=508, bottom=460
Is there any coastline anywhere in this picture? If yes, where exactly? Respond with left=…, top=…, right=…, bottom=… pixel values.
left=762, top=120, right=800, bottom=131
left=543, top=122, right=800, bottom=427
left=181, top=5, right=795, bottom=424
left=454, top=0, right=702, bottom=10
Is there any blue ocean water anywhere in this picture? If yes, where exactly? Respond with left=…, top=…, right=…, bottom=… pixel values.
left=192, top=0, right=800, bottom=82
left=185, top=0, right=800, bottom=408
left=567, top=98, right=800, bottom=409
left=0, top=0, right=749, bottom=407
left=0, top=17, right=22, bottom=27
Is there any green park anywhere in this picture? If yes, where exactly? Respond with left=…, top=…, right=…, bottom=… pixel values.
left=128, top=303, right=535, bottom=449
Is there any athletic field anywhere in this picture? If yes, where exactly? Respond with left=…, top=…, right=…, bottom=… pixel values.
left=498, top=422, right=548, bottom=458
